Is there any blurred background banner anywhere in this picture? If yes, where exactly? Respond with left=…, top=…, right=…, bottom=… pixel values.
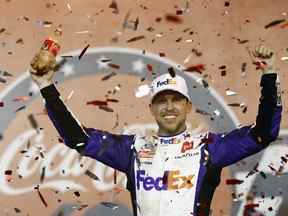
left=0, top=0, right=287, bottom=215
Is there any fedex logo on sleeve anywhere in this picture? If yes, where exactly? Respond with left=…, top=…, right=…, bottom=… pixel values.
left=136, top=170, right=194, bottom=191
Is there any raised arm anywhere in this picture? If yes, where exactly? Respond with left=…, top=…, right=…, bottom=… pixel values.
left=206, top=46, right=282, bottom=167
left=29, top=46, right=134, bottom=174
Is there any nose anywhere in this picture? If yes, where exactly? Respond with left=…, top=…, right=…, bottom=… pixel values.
left=166, top=99, right=174, bottom=110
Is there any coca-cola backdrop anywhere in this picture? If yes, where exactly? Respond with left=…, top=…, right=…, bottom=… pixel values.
left=0, top=0, right=287, bottom=215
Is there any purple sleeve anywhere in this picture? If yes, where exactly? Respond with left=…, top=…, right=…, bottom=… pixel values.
left=83, top=128, right=135, bottom=173
left=40, top=84, right=135, bottom=173
left=207, top=73, right=282, bottom=167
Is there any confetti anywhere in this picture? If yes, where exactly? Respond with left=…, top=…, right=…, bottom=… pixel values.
left=15, top=105, right=26, bottom=112
left=265, top=19, right=286, bottom=29
left=14, top=208, right=21, bottom=213
left=28, top=114, right=38, bottom=130
left=99, top=105, right=114, bottom=112
left=127, top=35, right=146, bottom=43
left=86, top=100, right=108, bottom=106
left=184, top=64, right=205, bottom=74
left=40, top=167, right=46, bottom=183
left=101, top=72, right=117, bottom=81
left=106, top=98, right=119, bottom=103
left=0, top=70, right=13, bottom=77
left=66, top=3, right=72, bottom=13
left=108, top=63, right=120, bottom=69
left=146, top=64, right=153, bottom=72
left=168, top=67, right=176, bottom=77
left=0, top=102, right=4, bottom=107
left=65, top=90, right=74, bottom=102
left=225, top=89, right=237, bottom=96
left=16, top=38, right=24, bottom=44
left=165, top=14, right=183, bottom=24
left=195, top=109, right=211, bottom=116
left=135, top=84, right=151, bottom=98
left=4, top=170, right=12, bottom=182
left=281, top=57, right=288, bottom=61
left=84, top=169, right=100, bottom=181
left=73, top=191, right=80, bottom=197
left=75, top=30, right=91, bottom=34
left=35, top=186, right=48, bottom=207
left=78, top=44, right=90, bottom=60
left=183, top=54, right=192, bottom=64
left=0, top=28, right=6, bottom=34
left=13, top=96, right=30, bottom=102
left=112, top=113, right=119, bottom=129
left=101, top=202, right=119, bottom=210
left=122, top=11, right=139, bottom=31
left=226, top=178, right=244, bottom=185
left=237, top=38, right=249, bottom=44
left=224, top=1, right=230, bottom=7
left=0, top=77, right=7, bottom=83
left=109, top=0, right=119, bottom=14
left=280, top=22, right=288, bottom=29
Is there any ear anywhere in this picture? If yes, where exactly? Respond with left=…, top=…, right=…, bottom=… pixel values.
left=186, top=101, right=192, bottom=113
left=149, top=103, right=155, bottom=116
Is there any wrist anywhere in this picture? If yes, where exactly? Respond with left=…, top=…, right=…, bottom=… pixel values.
left=261, top=66, right=277, bottom=75
left=38, top=80, right=54, bottom=89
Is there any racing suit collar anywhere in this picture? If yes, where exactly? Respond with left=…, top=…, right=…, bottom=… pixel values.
left=157, top=127, right=190, bottom=145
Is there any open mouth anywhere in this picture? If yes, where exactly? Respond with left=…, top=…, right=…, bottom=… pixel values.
left=162, top=114, right=178, bottom=120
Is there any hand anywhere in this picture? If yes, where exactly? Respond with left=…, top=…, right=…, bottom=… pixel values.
left=30, top=49, right=57, bottom=88
left=251, top=45, right=276, bottom=74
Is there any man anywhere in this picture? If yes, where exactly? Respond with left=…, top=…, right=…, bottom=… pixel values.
left=29, top=45, right=282, bottom=216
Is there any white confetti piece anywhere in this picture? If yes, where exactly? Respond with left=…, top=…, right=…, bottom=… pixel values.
left=281, top=57, right=288, bottom=61
left=67, top=3, right=72, bottom=12
left=75, top=30, right=91, bottom=34
left=135, top=84, right=151, bottom=98
left=183, top=54, right=192, bottom=64
left=214, top=110, right=221, bottom=116
left=226, top=89, right=237, bottom=96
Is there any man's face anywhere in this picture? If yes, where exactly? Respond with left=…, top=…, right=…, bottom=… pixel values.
left=149, top=90, right=192, bottom=136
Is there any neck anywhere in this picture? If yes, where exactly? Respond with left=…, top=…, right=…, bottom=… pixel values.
left=157, top=125, right=187, bottom=137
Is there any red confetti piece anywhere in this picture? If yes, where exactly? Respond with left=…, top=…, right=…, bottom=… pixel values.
left=184, top=64, right=205, bottom=74
left=78, top=44, right=90, bottom=60
left=108, top=63, right=120, bottom=69
left=127, top=35, right=146, bottom=43
left=146, top=64, right=153, bottom=72
left=159, top=52, right=166, bottom=57
left=226, top=178, right=244, bottom=185
left=86, top=100, right=108, bottom=106
left=165, top=14, right=183, bottom=24
left=280, top=22, right=288, bottom=29
left=244, top=203, right=259, bottom=211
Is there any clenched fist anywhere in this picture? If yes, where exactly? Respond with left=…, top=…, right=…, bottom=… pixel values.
left=252, top=45, right=276, bottom=74
left=29, top=49, right=57, bottom=88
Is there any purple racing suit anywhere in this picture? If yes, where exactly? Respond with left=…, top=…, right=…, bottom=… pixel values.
left=40, top=73, right=282, bottom=216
